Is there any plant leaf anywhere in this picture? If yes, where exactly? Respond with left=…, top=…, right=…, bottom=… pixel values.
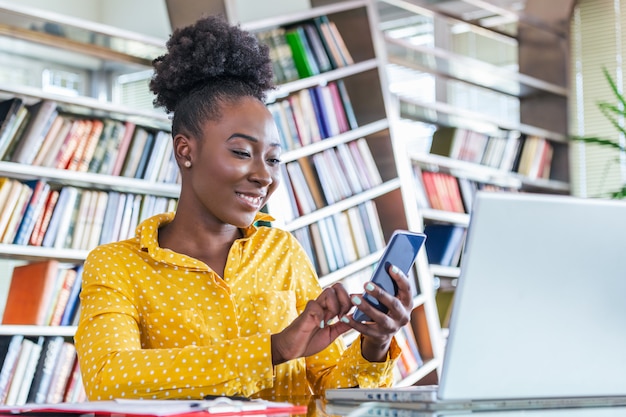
left=571, top=135, right=625, bottom=151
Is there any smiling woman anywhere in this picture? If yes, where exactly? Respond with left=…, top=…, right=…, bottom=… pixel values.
left=73, top=14, right=411, bottom=401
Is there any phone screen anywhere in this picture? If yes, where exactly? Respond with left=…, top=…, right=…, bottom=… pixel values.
left=352, top=230, right=426, bottom=322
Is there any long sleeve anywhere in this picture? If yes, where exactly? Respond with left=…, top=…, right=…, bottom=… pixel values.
left=75, top=244, right=276, bottom=399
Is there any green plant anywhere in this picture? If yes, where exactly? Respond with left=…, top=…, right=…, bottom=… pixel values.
left=573, top=67, right=626, bottom=198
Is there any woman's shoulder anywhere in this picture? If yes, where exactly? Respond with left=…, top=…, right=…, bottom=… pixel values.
left=85, top=237, right=140, bottom=263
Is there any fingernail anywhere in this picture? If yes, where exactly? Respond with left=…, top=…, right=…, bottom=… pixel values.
left=391, top=265, right=400, bottom=274
left=341, top=316, right=350, bottom=324
left=320, top=320, right=325, bottom=329
left=351, top=295, right=362, bottom=305
left=365, top=283, right=375, bottom=291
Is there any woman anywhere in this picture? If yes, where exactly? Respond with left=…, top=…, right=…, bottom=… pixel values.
left=75, top=14, right=412, bottom=401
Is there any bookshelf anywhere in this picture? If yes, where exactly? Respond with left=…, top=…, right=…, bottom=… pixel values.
left=0, top=2, right=177, bottom=404
left=374, top=0, right=571, bottom=367
left=165, top=0, right=444, bottom=386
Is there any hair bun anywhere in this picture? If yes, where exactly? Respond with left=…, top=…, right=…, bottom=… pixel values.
left=150, top=15, right=274, bottom=113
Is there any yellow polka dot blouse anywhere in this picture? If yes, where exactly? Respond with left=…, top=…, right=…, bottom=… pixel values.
left=75, top=212, right=400, bottom=400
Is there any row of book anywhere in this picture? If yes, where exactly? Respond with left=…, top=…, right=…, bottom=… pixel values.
left=269, top=138, right=383, bottom=223
left=268, top=80, right=357, bottom=151
left=430, top=127, right=555, bottom=180
left=0, top=98, right=180, bottom=184
left=255, top=15, right=354, bottom=84
left=413, top=167, right=517, bottom=214
left=0, top=178, right=178, bottom=250
left=2, top=261, right=83, bottom=327
left=291, top=200, right=385, bottom=277
left=0, top=335, right=84, bottom=405
left=393, top=324, right=425, bottom=381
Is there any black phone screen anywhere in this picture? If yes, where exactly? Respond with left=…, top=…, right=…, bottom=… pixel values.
left=352, top=230, right=426, bottom=322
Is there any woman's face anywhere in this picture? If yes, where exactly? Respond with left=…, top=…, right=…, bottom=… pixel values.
left=184, top=96, right=282, bottom=228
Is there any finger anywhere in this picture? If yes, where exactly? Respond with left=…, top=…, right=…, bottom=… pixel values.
left=387, top=264, right=414, bottom=307
left=329, top=282, right=353, bottom=316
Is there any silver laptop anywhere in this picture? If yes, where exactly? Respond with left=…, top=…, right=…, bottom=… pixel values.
left=326, top=191, right=626, bottom=410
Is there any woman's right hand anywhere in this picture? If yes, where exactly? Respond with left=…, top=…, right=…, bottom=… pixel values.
left=270, top=283, right=354, bottom=365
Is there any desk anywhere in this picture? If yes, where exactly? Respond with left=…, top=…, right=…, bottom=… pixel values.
left=319, top=401, right=626, bottom=417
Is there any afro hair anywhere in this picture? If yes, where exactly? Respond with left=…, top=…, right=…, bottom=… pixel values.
left=150, top=15, right=275, bottom=136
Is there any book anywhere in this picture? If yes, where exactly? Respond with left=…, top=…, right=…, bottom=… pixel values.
left=29, top=189, right=60, bottom=247
left=110, top=121, right=137, bottom=176
left=311, top=16, right=339, bottom=69
left=297, top=157, right=326, bottom=209
left=38, top=117, right=73, bottom=168
left=133, top=131, right=156, bottom=179
left=4, top=338, right=37, bottom=405
left=326, top=81, right=351, bottom=133
left=26, top=336, right=65, bottom=404
left=345, top=206, right=370, bottom=259
left=45, top=342, right=76, bottom=404
left=48, top=268, right=78, bottom=326
left=0, top=179, right=22, bottom=240
left=0, top=109, right=28, bottom=161
left=423, top=224, right=466, bottom=266
left=307, top=86, right=331, bottom=139
left=315, top=16, right=348, bottom=67
left=0, top=98, right=25, bottom=160
left=1, top=181, right=33, bottom=244
left=63, top=359, right=86, bottom=403
left=308, top=222, right=330, bottom=276
left=2, top=260, right=60, bottom=325
left=335, top=79, right=358, bottom=130
left=10, top=100, right=58, bottom=165
left=65, top=119, right=92, bottom=171
left=59, top=265, right=83, bottom=326
left=266, top=27, right=299, bottom=83
left=14, top=337, right=44, bottom=406
left=284, top=162, right=316, bottom=215
left=144, top=130, right=173, bottom=182
left=70, top=189, right=93, bottom=250
left=429, top=126, right=466, bottom=159
left=53, top=119, right=90, bottom=170
left=97, top=120, right=128, bottom=175
left=311, top=153, right=340, bottom=205
left=51, top=186, right=80, bottom=249
left=88, top=119, right=119, bottom=174
left=296, top=89, right=322, bottom=143
left=302, top=23, right=333, bottom=73
left=85, top=191, right=108, bottom=249
left=76, top=118, right=105, bottom=172
left=335, top=143, right=364, bottom=194
left=1, top=105, right=32, bottom=161
left=352, top=138, right=383, bottom=186
left=285, top=26, right=319, bottom=78
left=325, top=20, right=354, bottom=66
left=0, top=335, right=24, bottom=403
left=14, top=180, right=51, bottom=245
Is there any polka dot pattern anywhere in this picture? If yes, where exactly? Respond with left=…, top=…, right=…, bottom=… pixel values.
left=74, top=212, right=401, bottom=401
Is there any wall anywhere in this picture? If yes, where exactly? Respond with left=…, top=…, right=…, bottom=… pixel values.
left=16, top=0, right=172, bottom=39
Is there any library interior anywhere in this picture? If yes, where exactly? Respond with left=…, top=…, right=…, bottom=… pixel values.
left=0, top=0, right=624, bottom=415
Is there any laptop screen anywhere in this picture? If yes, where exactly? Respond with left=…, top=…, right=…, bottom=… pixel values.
left=439, top=191, right=626, bottom=400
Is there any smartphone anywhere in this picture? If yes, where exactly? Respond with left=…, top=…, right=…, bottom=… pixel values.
left=352, top=230, right=426, bottom=322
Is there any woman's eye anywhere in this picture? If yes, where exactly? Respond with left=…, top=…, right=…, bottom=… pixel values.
left=232, top=149, right=251, bottom=157
left=268, top=157, right=282, bottom=165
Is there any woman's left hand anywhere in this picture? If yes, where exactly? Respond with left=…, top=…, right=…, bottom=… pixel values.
left=349, top=264, right=413, bottom=362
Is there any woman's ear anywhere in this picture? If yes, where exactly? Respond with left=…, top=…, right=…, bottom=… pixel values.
left=173, top=133, right=192, bottom=168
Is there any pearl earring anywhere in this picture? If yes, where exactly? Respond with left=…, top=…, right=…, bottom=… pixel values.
left=184, top=160, right=191, bottom=168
